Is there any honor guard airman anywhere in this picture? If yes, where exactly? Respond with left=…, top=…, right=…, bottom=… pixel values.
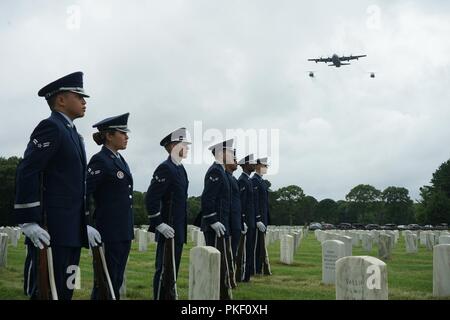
left=252, top=157, right=272, bottom=275
left=145, top=128, right=190, bottom=300
left=200, top=139, right=234, bottom=299
left=237, top=154, right=257, bottom=282
left=225, top=151, right=243, bottom=260
left=224, top=149, right=241, bottom=288
left=14, top=71, right=90, bottom=300
left=86, top=113, right=134, bottom=300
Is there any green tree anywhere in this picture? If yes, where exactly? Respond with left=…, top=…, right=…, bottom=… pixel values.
left=418, top=186, right=450, bottom=224
left=431, top=159, right=450, bottom=198
left=316, top=198, right=338, bottom=224
left=132, top=191, right=147, bottom=226
left=274, top=185, right=305, bottom=225
left=187, top=196, right=201, bottom=224
left=418, top=159, right=450, bottom=224
left=336, top=200, right=349, bottom=223
left=0, top=156, right=21, bottom=226
left=298, top=195, right=318, bottom=225
left=413, top=202, right=425, bottom=224
left=346, top=184, right=382, bottom=223
left=381, top=186, right=414, bottom=224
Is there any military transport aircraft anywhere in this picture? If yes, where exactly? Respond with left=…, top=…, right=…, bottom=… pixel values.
left=308, top=53, right=367, bottom=67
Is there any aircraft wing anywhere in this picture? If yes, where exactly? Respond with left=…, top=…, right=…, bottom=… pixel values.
left=339, top=54, right=367, bottom=61
left=308, top=57, right=332, bottom=63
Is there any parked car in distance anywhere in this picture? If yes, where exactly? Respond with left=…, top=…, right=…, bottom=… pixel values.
left=435, top=223, right=449, bottom=230
left=407, top=224, right=420, bottom=230
left=365, top=224, right=380, bottom=230
left=337, top=222, right=352, bottom=230
left=351, top=223, right=366, bottom=230
left=397, top=225, right=407, bottom=230
left=321, top=223, right=335, bottom=230
left=309, top=222, right=322, bottom=231
left=381, top=224, right=397, bottom=230
left=423, top=224, right=434, bottom=230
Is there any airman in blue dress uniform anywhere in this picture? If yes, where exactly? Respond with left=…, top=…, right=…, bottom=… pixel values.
left=237, top=154, right=257, bottom=282
left=201, top=139, right=234, bottom=299
left=224, top=149, right=241, bottom=288
left=86, top=113, right=134, bottom=300
left=252, top=157, right=272, bottom=275
left=145, top=128, right=190, bottom=300
left=225, top=150, right=243, bottom=260
left=14, top=71, right=90, bottom=300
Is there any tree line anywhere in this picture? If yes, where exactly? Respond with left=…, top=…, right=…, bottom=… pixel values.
left=1, top=156, right=450, bottom=226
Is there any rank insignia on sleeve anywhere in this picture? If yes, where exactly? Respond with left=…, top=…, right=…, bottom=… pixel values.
left=33, top=138, right=50, bottom=149
left=154, top=175, right=166, bottom=183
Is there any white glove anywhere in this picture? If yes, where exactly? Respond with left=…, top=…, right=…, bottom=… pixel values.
left=257, top=221, right=266, bottom=232
left=210, top=222, right=226, bottom=237
left=21, top=223, right=50, bottom=249
left=156, top=223, right=175, bottom=239
left=87, top=225, right=102, bottom=247
left=242, top=222, right=248, bottom=235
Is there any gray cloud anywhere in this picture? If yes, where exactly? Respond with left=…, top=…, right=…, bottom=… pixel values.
left=1, top=0, right=449, bottom=201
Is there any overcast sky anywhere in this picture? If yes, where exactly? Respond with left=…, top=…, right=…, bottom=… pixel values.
left=1, top=0, right=450, bottom=201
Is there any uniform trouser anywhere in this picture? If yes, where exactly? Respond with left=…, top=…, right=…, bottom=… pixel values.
left=24, top=243, right=81, bottom=300
left=254, top=229, right=265, bottom=274
left=255, top=229, right=271, bottom=276
left=153, top=237, right=183, bottom=300
left=91, top=240, right=131, bottom=300
left=230, top=229, right=241, bottom=260
left=244, top=227, right=256, bottom=281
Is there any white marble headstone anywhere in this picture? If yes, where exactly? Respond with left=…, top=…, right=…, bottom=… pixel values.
left=147, top=231, right=155, bottom=244
left=322, top=240, right=345, bottom=285
left=405, top=233, right=418, bottom=254
left=426, top=232, right=436, bottom=251
left=0, top=233, right=8, bottom=268
left=280, top=235, right=294, bottom=265
left=189, top=246, right=220, bottom=300
left=378, top=234, right=392, bottom=260
left=336, top=256, right=388, bottom=300
left=439, top=235, right=450, bottom=245
left=138, top=229, right=148, bottom=251
left=420, top=231, right=427, bottom=246
left=334, top=235, right=352, bottom=257
left=361, top=233, right=373, bottom=252
left=433, top=244, right=450, bottom=297
left=193, top=229, right=206, bottom=247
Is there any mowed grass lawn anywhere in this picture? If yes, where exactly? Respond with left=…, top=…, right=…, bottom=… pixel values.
left=0, top=231, right=447, bottom=300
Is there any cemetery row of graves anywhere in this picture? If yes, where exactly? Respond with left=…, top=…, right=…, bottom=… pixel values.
left=1, top=225, right=449, bottom=299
